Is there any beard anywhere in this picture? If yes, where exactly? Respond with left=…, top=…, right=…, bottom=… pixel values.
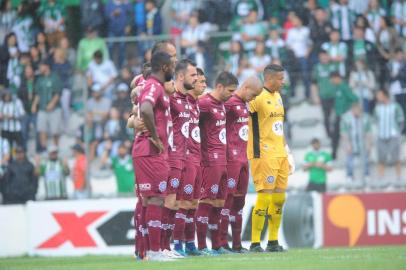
left=164, top=72, right=173, bottom=82
left=184, top=81, right=194, bottom=90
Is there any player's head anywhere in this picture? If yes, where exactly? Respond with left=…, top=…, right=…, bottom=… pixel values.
left=214, top=71, right=239, bottom=102
left=164, top=80, right=175, bottom=95
left=263, top=64, right=285, bottom=92
left=311, top=138, right=321, bottom=150
left=152, top=40, right=177, bottom=64
left=175, top=59, right=197, bottom=91
left=151, top=51, right=175, bottom=82
left=237, top=75, right=263, bottom=102
left=193, top=67, right=207, bottom=96
left=142, top=62, right=152, bottom=79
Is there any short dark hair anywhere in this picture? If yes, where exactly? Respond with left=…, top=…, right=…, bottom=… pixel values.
left=150, top=52, right=172, bottom=72
left=142, top=62, right=152, bottom=79
left=329, top=71, right=341, bottom=78
left=93, top=50, right=103, bottom=59
left=311, top=138, right=320, bottom=145
left=175, top=59, right=196, bottom=76
left=215, top=71, right=239, bottom=87
left=151, top=40, right=174, bottom=55
left=263, top=64, right=284, bottom=76
left=197, top=67, right=205, bottom=76
left=378, top=89, right=390, bottom=98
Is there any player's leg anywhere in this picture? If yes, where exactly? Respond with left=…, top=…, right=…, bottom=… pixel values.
left=230, top=162, right=249, bottom=252
left=266, top=158, right=289, bottom=252
left=250, top=158, right=275, bottom=252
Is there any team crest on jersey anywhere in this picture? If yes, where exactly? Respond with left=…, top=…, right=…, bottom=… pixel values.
left=211, top=184, right=219, bottom=194
left=267, top=176, right=275, bottom=184
left=184, top=184, right=193, bottom=195
left=227, top=178, right=236, bottom=189
left=170, top=178, right=180, bottom=188
left=159, top=181, right=167, bottom=192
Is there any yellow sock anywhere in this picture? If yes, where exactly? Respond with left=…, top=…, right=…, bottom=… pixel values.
left=268, top=193, right=286, bottom=241
left=251, top=192, right=272, bottom=243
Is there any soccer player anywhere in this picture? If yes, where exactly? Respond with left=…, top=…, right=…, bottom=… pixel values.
left=195, top=71, right=238, bottom=254
left=161, top=59, right=197, bottom=254
left=132, top=51, right=175, bottom=261
left=173, top=67, right=207, bottom=256
left=219, top=76, right=263, bottom=252
left=248, top=64, right=295, bottom=252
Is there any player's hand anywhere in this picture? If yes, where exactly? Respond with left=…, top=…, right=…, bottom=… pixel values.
left=149, top=137, right=164, bottom=153
left=285, top=144, right=295, bottom=175
left=134, top=118, right=147, bottom=133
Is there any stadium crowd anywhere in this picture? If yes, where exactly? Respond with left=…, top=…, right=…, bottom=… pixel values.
left=0, top=0, right=405, bottom=204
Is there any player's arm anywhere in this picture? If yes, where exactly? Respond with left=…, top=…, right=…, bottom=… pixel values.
left=284, top=137, right=295, bottom=175
left=140, top=101, right=163, bottom=153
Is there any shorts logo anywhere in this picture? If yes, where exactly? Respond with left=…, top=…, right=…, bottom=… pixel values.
left=184, top=184, right=193, bottom=195
left=139, top=183, right=152, bottom=191
left=170, top=178, right=180, bottom=188
left=227, top=178, right=236, bottom=189
left=267, top=176, right=275, bottom=184
left=210, top=184, right=219, bottom=194
left=158, top=181, right=167, bottom=192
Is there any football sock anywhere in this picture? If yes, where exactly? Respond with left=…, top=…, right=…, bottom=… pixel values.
left=251, top=192, right=272, bottom=243
left=134, top=200, right=144, bottom=257
left=184, top=209, right=196, bottom=242
left=142, top=206, right=149, bottom=251
left=160, top=207, right=170, bottom=250
left=209, top=207, right=222, bottom=250
left=145, top=204, right=162, bottom=252
left=219, top=194, right=233, bottom=247
left=196, top=203, right=212, bottom=250
left=164, top=209, right=176, bottom=250
left=230, top=195, right=245, bottom=249
left=267, top=192, right=286, bottom=241
left=173, top=208, right=188, bottom=245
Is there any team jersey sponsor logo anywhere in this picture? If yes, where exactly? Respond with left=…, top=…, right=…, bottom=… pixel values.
left=269, top=112, right=284, bottom=118
left=139, top=183, right=152, bottom=191
left=179, top=111, right=190, bottom=118
left=184, top=184, right=193, bottom=195
left=237, top=117, right=249, bottom=123
left=191, top=126, right=201, bottom=143
left=216, top=119, right=226, bottom=126
left=158, top=181, right=167, bottom=192
left=189, top=117, right=199, bottom=124
left=170, top=178, right=180, bottom=188
left=219, top=128, right=227, bottom=144
left=239, top=125, right=249, bottom=141
left=272, top=120, right=284, bottom=136
left=227, top=178, right=237, bottom=189
left=181, top=122, right=190, bottom=138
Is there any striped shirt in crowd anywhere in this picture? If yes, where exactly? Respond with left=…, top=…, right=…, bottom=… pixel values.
left=0, top=98, right=25, bottom=132
left=374, top=102, right=405, bottom=139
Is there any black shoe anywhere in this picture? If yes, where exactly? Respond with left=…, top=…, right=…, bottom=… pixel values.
left=249, top=243, right=264, bottom=253
left=266, top=241, right=285, bottom=252
left=222, top=244, right=232, bottom=251
left=232, top=246, right=250, bottom=253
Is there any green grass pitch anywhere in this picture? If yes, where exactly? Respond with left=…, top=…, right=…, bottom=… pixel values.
left=1, top=246, right=405, bottom=270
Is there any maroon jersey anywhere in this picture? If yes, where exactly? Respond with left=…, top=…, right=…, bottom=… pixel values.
left=186, top=93, right=201, bottom=164
left=199, top=93, right=227, bottom=166
left=132, top=76, right=171, bottom=159
left=225, top=94, right=249, bottom=163
left=168, top=91, right=190, bottom=161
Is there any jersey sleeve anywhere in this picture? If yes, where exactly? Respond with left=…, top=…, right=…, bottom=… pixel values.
left=249, top=96, right=260, bottom=113
left=141, top=83, right=161, bottom=107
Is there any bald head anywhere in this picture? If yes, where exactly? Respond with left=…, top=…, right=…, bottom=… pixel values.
left=237, top=75, right=263, bottom=102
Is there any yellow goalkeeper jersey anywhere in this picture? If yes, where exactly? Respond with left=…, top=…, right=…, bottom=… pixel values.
left=247, top=88, right=287, bottom=159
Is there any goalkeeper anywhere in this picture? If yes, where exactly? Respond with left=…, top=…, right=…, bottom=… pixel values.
left=247, top=64, right=295, bottom=252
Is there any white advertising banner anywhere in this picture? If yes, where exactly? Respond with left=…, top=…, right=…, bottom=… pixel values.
left=0, top=205, right=27, bottom=257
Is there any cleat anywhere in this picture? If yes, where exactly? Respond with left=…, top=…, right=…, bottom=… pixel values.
left=185, top=245, right=203, bottom=256
left=266, top=244, right=286, bottom=252
left=232, top=246, right=250, bottom=253
left=213, top=247, right=234, bottom=255
left=199, top=248, right=219, bottom=256
left=222, top=244, right=233, bottom=251
left=249, top=243, right=264, bottom=253
left=162, top=249, right=185, bottom=259
left=146, top=251, right=176, bottom=261
left=173, top=248, right=188, bottom=257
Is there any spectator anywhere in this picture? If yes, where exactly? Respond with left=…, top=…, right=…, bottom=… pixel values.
left=145, top=0, right=162, bottom=35
left=0, top=0, right=17, bottom=47
left=349, top=59, right=376, bottom=113
left=265, top=29, right=286, bottom=64
left=374, top=89, right=404, bottom=181
left=37, top=0, right=66, bottom=47
left=303, top=138, right=332, bottom=192
left=230, top=0, right=264, bottom=30
left=341, top=102, right=373, bottom=182
left=312, top=50, right=336, bottom=137
left=35, top=31, right=50, bottom=61
left=236, top=56, right=256, bottom=84
left=112, top=82, right=132, bottom=125
left=0, top=134, right=10, bottom=177
left=80, top=0, right=105, bottom=35
left=309, top=8, right=333, bottom=56
left=388, top=48, right=406, bottom=135
left=31, top=60, right=63, bottom=152
left=330, top=72, right=358, bottom=159
left=76, top=26, right=109, bottom=73
left=18, top=64, right=36, bottom=149
left=3, top=32, right=22, bottom=93
left=347, top=25, right=377, bottom=69
left=249, top=41, right=271, bottom=73
left=391, top=0, right=406, bottom=38
left=58, top=36, right=76, bottom=68
left=354, top=15, right=376, bottom=44
left=286, top=14, right=312, bottom=98
left=282, top=11, right=296, bottom=40
left=105, top=0, right=132, bottom=67
left=12, top=2, right=34, bottom=53
left=36, top=145, right=69, bottom=200
left=87, top=50, right=118, bottom=99
left=366, top=0, right=386, bottom=35
left=133, top=0, right=146, bottom=35
left=225, top=40, right=244, bottom=75
left=169, top=0, right=200, bottom=35
left=86, top=84, right=112, bottom=161
left=118, top=66, right=134, bottom=87
left=181, top=13, right=209, bottom=58
left=100, top=142, right=134, bottom=195
left=236, top=10, right=267, bottom=52
left=29, top=46, right=41, bottom=75
left=1, top=146, right=38, bottom=204
left=71, top=143, right=88, bottom=199
left=97, top=107, right=126, bottom=158
left=322, top=30, right=348, bottom=77
left=0, top=89, right=25, bottom=151
left=329, top=0, right=355, bottom=41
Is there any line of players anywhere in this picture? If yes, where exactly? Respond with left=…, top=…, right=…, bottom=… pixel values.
left=129, top=41, right=263, bottom=261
